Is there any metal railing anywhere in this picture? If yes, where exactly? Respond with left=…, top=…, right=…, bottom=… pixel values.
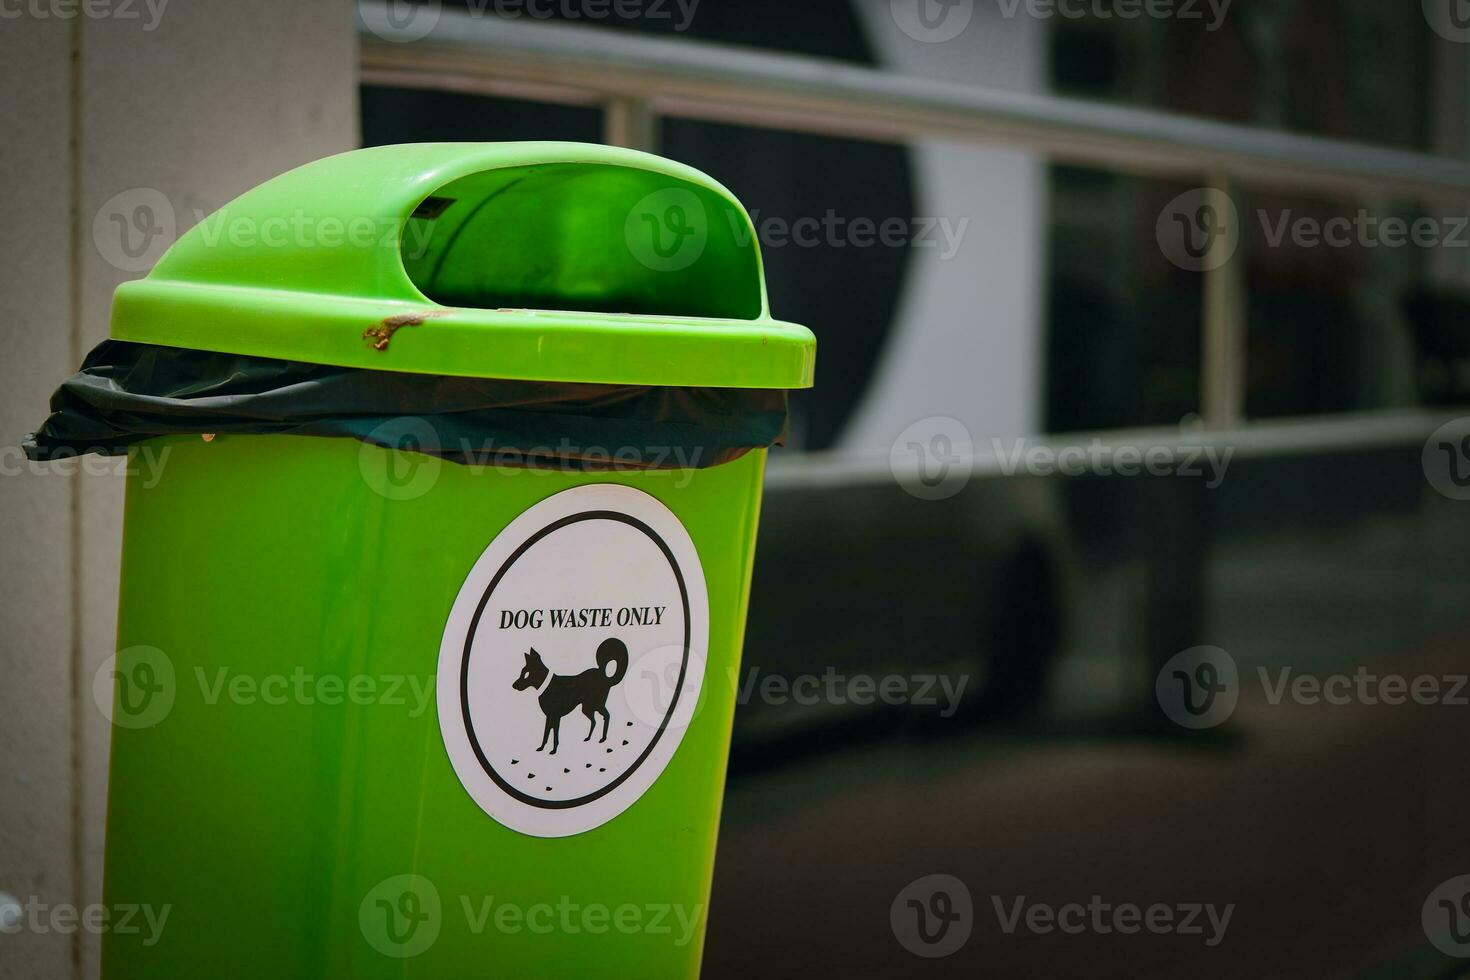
left=357, top=3, right=1468, bottom=447
left=359, top=8, right=1470, bottom=198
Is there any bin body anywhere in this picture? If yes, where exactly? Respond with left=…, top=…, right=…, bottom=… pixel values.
left=35, top=142, right=815, bottom=979
left=101, top=433, right=766, bottom=978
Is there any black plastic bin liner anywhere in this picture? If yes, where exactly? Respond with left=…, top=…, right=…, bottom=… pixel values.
left=24, top=340, right=789, bottom=470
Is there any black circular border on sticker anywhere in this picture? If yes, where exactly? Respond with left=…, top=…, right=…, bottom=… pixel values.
left=459, top=510, right=693, bottom=810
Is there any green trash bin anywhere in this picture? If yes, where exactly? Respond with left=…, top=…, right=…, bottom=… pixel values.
left=42, top=143, right=814, bottom=978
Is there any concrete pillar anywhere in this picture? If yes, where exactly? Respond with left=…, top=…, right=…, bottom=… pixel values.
left=0, top=4, right=358, bottom=977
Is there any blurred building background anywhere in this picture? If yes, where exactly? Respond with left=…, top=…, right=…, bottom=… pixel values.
left=5, top=1, right=1470, bottom=977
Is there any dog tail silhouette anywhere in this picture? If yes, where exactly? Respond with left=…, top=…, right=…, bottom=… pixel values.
left=596, top=637, right=629, bottom=686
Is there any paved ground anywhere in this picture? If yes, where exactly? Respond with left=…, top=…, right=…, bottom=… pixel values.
left=706, top=629, right=1470, bottom=979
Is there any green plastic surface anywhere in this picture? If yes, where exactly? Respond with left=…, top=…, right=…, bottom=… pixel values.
left=110, top=143, right=815, bottom=389
left=102, top=435, right=767, bottom=978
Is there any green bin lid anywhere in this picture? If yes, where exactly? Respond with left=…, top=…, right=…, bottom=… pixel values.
left=111, top=142, right=815, bottom=389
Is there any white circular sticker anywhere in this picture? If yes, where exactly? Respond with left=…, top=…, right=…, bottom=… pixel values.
left=437, top=484, right=709, bottom=838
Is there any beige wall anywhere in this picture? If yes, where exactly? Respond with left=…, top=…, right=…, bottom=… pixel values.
left=0, top=5, right=358, bottom=978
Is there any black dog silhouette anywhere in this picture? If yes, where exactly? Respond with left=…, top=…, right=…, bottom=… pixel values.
left=512, top=638, right=629, bottom=755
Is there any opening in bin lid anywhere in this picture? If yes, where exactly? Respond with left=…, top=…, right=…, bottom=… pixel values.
left=111, top=142, right=815, bottom=389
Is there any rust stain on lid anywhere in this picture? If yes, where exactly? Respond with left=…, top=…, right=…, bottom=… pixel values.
left=363, top=310, right=447, bottom=351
